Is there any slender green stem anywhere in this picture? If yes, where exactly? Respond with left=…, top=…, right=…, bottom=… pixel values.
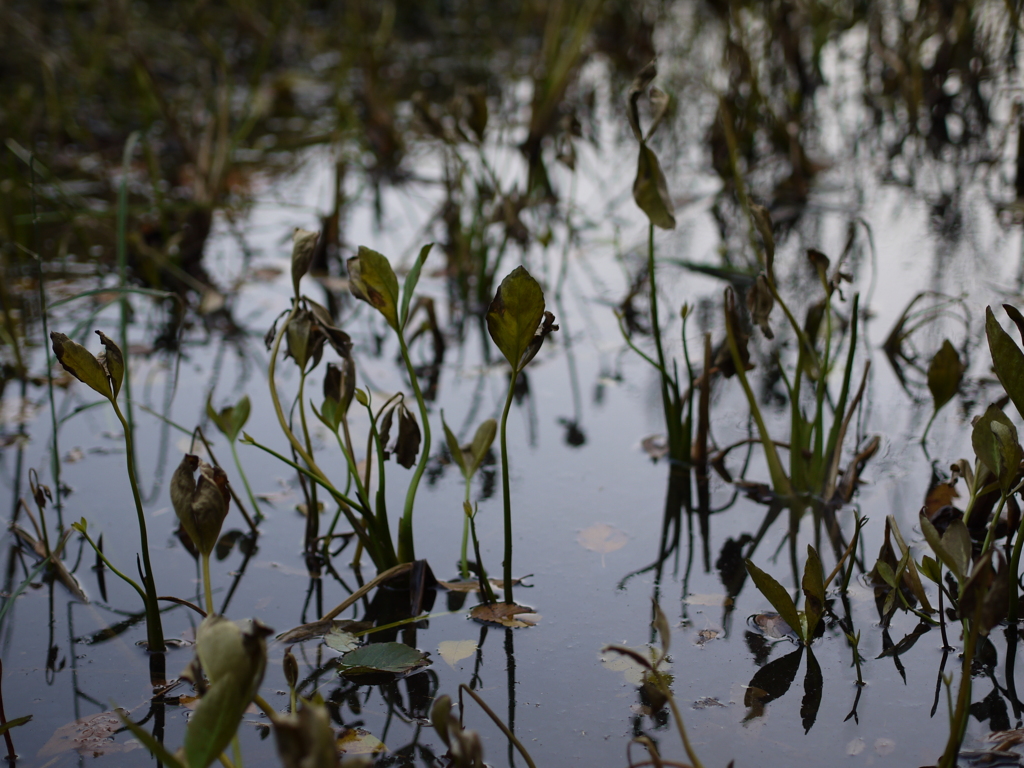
left=458, top=684, right=536, bottom=768
left=110, top=396, right=164, bottom=652
left=469, top=508, right=496, bottom=604
left=499, top=370, right=519, bottom=604
left=201, top=553, right=215, bottom=617
left=1008, top=507, right=1024, bottom=624
left=397, top=333, right=432, bottom=563
left=461, top=481, right=471, bottom=580
left=654, top=668, right=705, bottom=768
left=939, top=617, right=979, bottom=768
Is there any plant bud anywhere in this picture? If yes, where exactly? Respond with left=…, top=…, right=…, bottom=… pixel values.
left=283, top=645, right=299, bottom=690
left=170, top=454, right=231, bottom=557
left=273, top=696, right=340, bottom=768
left=291, top=229, right=320, bottom=298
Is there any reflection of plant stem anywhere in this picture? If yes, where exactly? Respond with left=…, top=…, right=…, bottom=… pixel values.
left=461, top=481, right=472, bottom=579
left=76, top=526, right=148, bottom=607
left=499, top=369, right=519, bottom=605
left=458, top=684, right=536, bottom=768
left=110, top=395, right=165, bottom=652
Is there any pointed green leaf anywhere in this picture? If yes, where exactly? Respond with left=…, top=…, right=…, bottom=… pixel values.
left=50, top=332, right=113, bottom=399
left=972, top=404, right=1021, bottom=493
left=745, top=559, right=803, bottom=643
left=486, top=266, right=546, bottom=372
left=943, top=519, right=971, bottom=584
left=467, top=418, right=497, bottom=477
left=927, top=340, right=963, bottom=414
left=652, top=599, right=671, bottom=657
left=349, top=247, right=400, bottom=331
left=400, top=243, right=433, bottom=331
left=920, top=514, right=959, bottom=582
left=633, top=144, right=676, bottom=230
left=207, top=395, right=250, bottom=442
left=919, top=555, right=941, bottom=584
left=441, top=413, right=468, bottom=478
left=987, top=306, right=1024, bottom=423
left=801, top=545, right=825, bottom=639
left=886, top=515, right=935, bottom=612
left=750, top=205, right=775, bottom=279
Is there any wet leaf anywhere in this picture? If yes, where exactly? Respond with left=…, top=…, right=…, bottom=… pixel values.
left=486, top=266, right=546, bottom=372
left=578, top=523, right=628, bottom=565
left=49, top=332, right=114, bottom=400
left=920, top=513, right=971, bottom=584
left=348, top=247, right=400, bottom=331
left=337, top=727, right=387, bottom=755
left=438, top=639, right=478, bottom=668
left=927, top=340, right=963, bottom=414
left=745, top=560, right=803, bottom=643
left=338, top=642, right=430, bottom=676
left=470, top=602, right=539, bottom=628
left=324, top=628, right=359, bottom=654
left=633, top=144, right=676, bottom=230
left=291, top=228, right=320, bottom=298
left=988, top=306, right=1024, bottom=423
left=276, top=619, right=371, bottom=644
left=207, top=394, right=250, bottom=443
left=37, top=709, right=131, bottom=758
left=400, top=243, right=433, bottom=331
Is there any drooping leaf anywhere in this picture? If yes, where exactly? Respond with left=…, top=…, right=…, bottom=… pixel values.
left=578, top=523, right=628, bottom=566
left=801, top=545, right=825, bottom=640
left=438, top=639, right=478, bottom=668
left=290, top=228, right=320, bottom=298
left=745, top=559, right=803, bottom=643
left=206, top=394, right=250, bottom=443
left=337, top=642, right=430, bottom=676
left=486, top=266, right=546, bottom=372
left=441, top=413, right=468, bottom=477
left=927, top=340, right=963, bottom=414
left=400, top=243, right=433, bottom=331
left=645, top=87, right=670, bottom=141
left=633, top=144, right=676, bottom=230
left=49, top=332, right=114, bottom=400
left=987, top=306, right=1024, bottom=423
left=394, top=403, right=421, bottom=469
left=626, top=60, right=657, bottom=142
left=348, top=247, right=400, bottom=331
left=972, top=405, right=1023, bottom=494
left=920, top=514, right=970, bottom=584
left=285, top=310, right=313, bottom=371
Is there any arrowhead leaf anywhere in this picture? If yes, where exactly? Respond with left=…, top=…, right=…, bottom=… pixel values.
left=50, top=332, right=115, bottom=400
left=927, top=340, right=963, bottom=414
left=486, top=266, right=546, bottom=372
left=349, top=247, right=400, bottom=331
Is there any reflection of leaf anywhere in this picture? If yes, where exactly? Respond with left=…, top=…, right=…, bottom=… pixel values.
left=337, top=643, right=430, bottom=676
left=743, top=647, right=803, bottom=722
left=876, top=621, right=932, bottom=659
left=800, top=648, right=823, bottom=733
left=324, top=628, right=359, bottom=654
left=337, top=728, right=387, bottom=755
left=470, top=602, right=539, bottom=628
left=438, top=640, right=478, bottom=668
left=578, top=523, right=628, bottom=565
left=38, top=709, right=132, bottom=758
left=927, top=340, right=963, bottom=414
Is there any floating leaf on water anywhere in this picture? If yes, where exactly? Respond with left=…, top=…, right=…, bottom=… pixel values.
left=276, top=619, right=371, bottom=644
left=578, top=523, right=628, bottom=566
left=846, top=738, right=866, bottom=756
left=874, top=738, right=896, bottom=756
left=337, top=642, right=430, bottom=677
left=684, top=594, right=733, bottom=607
left=750, top=613, right=797, bottom=640
left=37, top=708, right=132, bottom=759
left=324, top=628, right=359, bottom=654
left=695, top=629, right=719, bottom=646
left=470, top=602, right=539, bottom=628
left=438, top=639, right=478, bottom=668
left=337, top=728, right=387, bottom=755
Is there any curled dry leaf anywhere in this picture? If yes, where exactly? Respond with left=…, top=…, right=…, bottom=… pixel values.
left=170, top=454, right=231, bottom=556
left=470, top=602, right=539, bottom=628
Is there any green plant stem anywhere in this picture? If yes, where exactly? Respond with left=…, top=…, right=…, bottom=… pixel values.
left=201, top=553, right=215, bottom=617
left=1008, top=507, right=1024, bottom=624
left=499, top=369, right=519, bottom=605
left=646, top=223, right=681, bottom=456
left=652, top=669, right=705, bottom=768
left=110, top=396, right=165, bottom=652
left=461, top=481, right=471, bottom=580
left=939, top=617, right=980, bottom=768
left=980, top=492, right=1007, bottom=558
left=397, top=334, right=432, bottom=563
left=77, top=527, right=148, bottom=606
left=229, top=441, right=263, bottom=524
left=458, top=684, right=537, bottom=768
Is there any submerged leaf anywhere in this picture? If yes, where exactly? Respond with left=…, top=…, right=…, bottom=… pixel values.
left=338, top=642, right=430, bottom=676
left=438, top=639, right=478, bottom=668
left=38, top=709, right=131, bottom=759
left=633, top=144, right=676, bottom=230
left=577, top=523, right=628, bottom=566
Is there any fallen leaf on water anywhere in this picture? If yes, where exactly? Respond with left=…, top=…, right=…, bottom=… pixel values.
left=37, top=709, right=136, bottom=759
left=578, top=523, right=628, bottom=566
left=437, top=577, right=522, bottom=593
left=600, top=647, right=666, bottom=686
left=693, top=697, right=725, bottom=709
left=338, top=642, right=431, bottom=676
left=64, top=447, right=85, bottom=463
left=750, top=612, right=797, bottom=640
left=641, top=435, right=669, bottom=461
left=846, top=738, right=865, bottom=756
left=695, top=629, right=719, bottom=646
left=470, top=603, right=540, bottom=628
left=324, top=628, right=359, bottom=654
left=874, top=738, right=895, bottom=755
left=438, top=640, right=478, bottom=668
left=337, top=728, right=386, bottom=755
left=276, top=619, right=371, bottom=644
left=684, top=594, right=733, bottom=607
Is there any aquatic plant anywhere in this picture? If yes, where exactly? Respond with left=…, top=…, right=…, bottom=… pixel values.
left=442, top=413, right=497, bottom=583
left=486, top=266, right=557, bottom=605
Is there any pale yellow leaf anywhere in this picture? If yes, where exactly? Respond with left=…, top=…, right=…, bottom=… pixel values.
left=578, top=523, right=628, bottom=566
left=438, top=640, right=478, bottom=668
